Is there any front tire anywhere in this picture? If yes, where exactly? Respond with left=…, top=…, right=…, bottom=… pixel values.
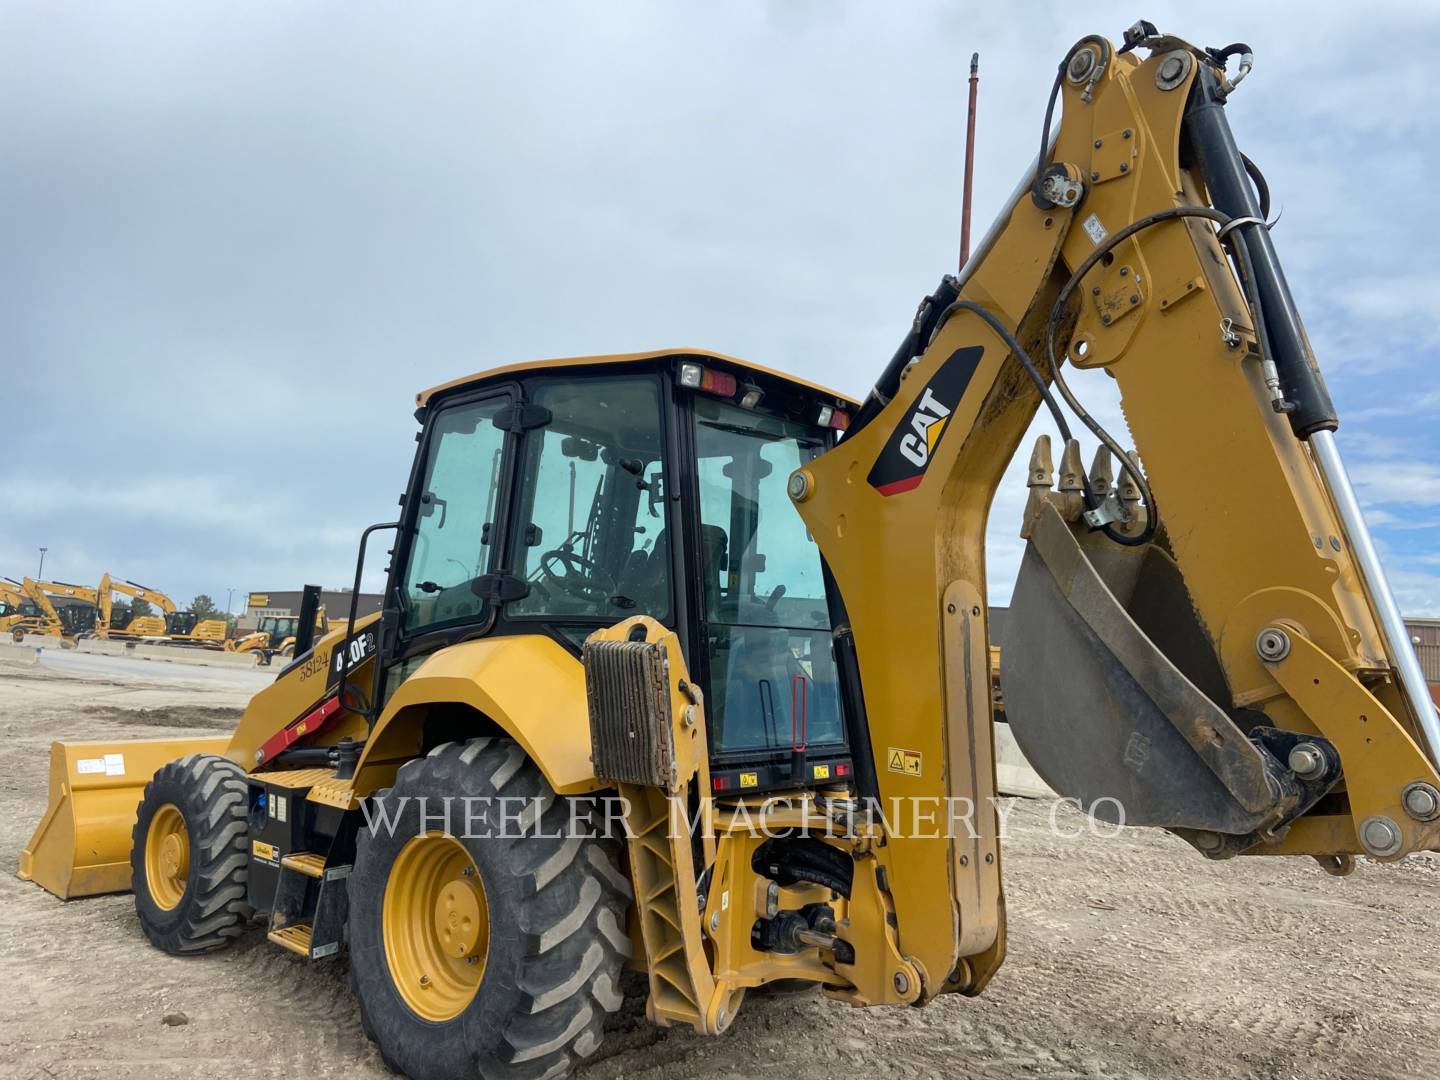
left=131, top=753, right=252, bottom=954
left=349, top=738, right=631, bottom=1080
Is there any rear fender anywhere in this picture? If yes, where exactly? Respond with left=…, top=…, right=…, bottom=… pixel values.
left=353, top=634, right=604, bottom=798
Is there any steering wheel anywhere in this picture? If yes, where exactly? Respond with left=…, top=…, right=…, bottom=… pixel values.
left=539, top=548, right=616, bottom=604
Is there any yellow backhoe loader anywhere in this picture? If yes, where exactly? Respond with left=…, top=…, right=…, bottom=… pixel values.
left=19, top=23, right=1440, bottom=1080
left=0, top=580, right=39, bottom=635
left=226, top=608, right=330, bottom=664
left=95, top=574, right=176, bottom=639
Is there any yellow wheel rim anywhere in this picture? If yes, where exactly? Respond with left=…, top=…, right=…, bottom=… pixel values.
left=383, top=832, right=489, bottom=1022
left=144, top=803, right=190, bottom=911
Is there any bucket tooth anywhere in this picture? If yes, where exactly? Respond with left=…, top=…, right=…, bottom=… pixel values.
left=1089, top=446, right=1113, bottom=499
left=1058, top=439, right=1086, bottom=520
left=1026, top=435, right=1054, bottom=487
left=1024, top=435, right=1055, bottom=524
left=1116, top=451, right=1147, bottom=536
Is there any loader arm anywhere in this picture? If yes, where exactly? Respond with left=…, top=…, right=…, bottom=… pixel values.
left=792, top=25, right=1440, bottom=999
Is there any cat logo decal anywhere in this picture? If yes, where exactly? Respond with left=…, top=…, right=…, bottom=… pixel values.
left=866, top=346, right=983, bottom=496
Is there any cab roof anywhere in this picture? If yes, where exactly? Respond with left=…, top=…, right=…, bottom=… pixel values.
left=416, top=348, right=859, bottom=408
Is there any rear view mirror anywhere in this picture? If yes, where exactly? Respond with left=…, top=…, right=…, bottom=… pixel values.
left=561, top=436, right=598, bottom=461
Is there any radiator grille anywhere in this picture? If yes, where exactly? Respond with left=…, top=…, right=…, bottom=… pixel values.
left=583, top=638, right=674, bottom=788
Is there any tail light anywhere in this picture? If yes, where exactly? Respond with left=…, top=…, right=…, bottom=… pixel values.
left=678, top=362, right=738, bottom=397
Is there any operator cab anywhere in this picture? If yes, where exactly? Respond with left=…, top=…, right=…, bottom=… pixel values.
left=385, top=351, right=857, bottom=793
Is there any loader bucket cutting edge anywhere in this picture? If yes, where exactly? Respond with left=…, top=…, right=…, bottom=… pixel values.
left=18, top=737, right=230, bottom=899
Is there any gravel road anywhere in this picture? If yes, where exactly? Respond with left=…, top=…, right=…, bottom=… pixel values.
left=1, top=654, right=1435, bottom=1080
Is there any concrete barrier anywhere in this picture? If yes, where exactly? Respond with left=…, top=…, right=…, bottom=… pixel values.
left=130, top=644, right=261, bottom=668
left=0, top=642, right=41, bottom=666
left=71, top=637, right=262, bottom=668
left=994, top=720, right=1056, bottom=799
left=74, top=638, right=133, bottom=657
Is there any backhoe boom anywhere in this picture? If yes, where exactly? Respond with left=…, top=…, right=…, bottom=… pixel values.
left=793, top=23, right=1439, bottom=998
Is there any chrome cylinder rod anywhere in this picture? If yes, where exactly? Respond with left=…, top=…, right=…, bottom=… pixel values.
left=1311, top=429, right=1440, bottom=766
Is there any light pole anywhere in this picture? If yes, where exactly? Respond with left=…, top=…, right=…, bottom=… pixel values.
left=226, top=587, right=238, bottom=619
left=37, top=547, right=47, bottom=579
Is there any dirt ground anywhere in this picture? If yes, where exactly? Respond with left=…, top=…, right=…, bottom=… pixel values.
left=1, top=654, right=1436, bottom=1080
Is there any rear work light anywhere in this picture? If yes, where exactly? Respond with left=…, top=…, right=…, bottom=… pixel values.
left=816, top=405, right=851, bottom=431
left=678, top=361, right=737, bottom=398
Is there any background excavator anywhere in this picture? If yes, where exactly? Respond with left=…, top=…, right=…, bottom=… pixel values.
left=91, top=574, right=228, bottom=645
left=19, top=22, right=1440, bottom=1080
left=95, top=574, right=175, bottom=639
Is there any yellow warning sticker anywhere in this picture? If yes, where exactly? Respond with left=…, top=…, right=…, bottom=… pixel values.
left=739, top=771, right=759, bottom=789
left=812, top=764, right=831, bottom=780
left=252, top=840, right=277, bottom=862
left=886, top=747, right=923, bottom=777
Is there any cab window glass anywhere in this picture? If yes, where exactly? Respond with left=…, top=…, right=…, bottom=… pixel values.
left=510, top=377, right=669, bottom=620
left=692, top=396, right=841, bottom=755
left=400, top=397, right=508, bottom=634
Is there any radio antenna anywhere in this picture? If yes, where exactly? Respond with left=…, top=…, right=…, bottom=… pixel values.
left=959, top=52, right=980, bottom=270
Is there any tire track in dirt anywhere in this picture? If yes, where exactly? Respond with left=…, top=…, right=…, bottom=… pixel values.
left=3, top=672, right=1438, bottom=1080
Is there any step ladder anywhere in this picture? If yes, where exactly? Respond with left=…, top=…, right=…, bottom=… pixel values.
left=266, top=851, right=351, bottom=960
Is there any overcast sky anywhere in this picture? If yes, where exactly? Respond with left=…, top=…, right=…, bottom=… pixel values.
left=4, top=2, right=1439, bottom=618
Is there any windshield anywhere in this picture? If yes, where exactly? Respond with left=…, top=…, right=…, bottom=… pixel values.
left=693, top=396, right=843, bottom=756
left=400, top=396, right=509, bottom=635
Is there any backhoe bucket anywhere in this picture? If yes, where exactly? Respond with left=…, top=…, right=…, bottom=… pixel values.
left=1001, top=501, right=1292, bottom=843
left=19, top=737, right=229, bottom=899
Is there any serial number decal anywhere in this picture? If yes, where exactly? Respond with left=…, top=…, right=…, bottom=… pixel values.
left=298, top=649, right=330, bottom=683
left=866, top=346, right=984, bottom=497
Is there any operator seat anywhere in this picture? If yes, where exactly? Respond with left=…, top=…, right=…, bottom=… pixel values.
left=613, top=529, right=673, bottom=615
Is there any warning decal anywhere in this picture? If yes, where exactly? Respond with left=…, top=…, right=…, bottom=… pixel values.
left=886, top=747, right=923, bottom=777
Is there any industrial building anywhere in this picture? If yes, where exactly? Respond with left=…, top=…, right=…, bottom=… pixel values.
left=237, top=588, right=383, bottom=632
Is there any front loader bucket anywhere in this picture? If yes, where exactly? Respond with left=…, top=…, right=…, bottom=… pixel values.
left=1001, top=501, right=1292, bottom=842
left=19, top=737, right=229, bottom=899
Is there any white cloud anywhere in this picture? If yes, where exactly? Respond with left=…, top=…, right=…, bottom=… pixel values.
left=4, top=1, right=1439, bottom=617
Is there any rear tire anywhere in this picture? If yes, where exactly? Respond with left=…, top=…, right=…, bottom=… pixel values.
left=131, top=753, right=252, bottom=954
left=349, top=738, right=632, bottom=1080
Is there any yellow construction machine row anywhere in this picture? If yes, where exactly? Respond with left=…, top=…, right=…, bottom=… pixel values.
left=18, top=23, right=1440, bottom=1080
left=5, top=574, right=228, bottom=648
